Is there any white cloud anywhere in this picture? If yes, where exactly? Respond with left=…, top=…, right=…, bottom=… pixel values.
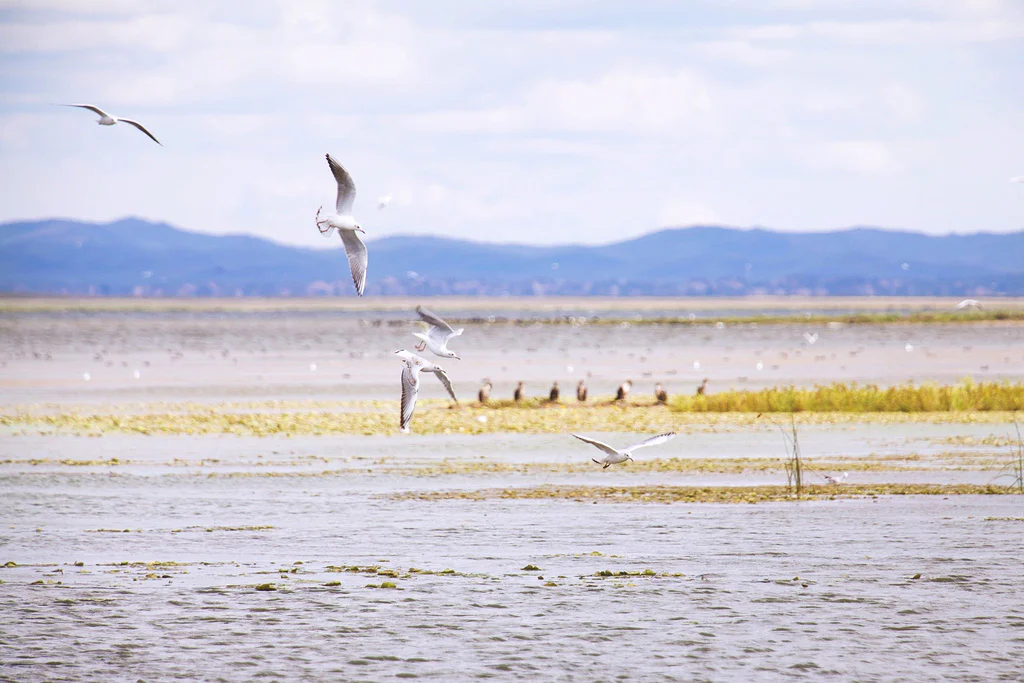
left=817, top=140, right=894, bottom=173
left=657, top=199, right=720, bottom=227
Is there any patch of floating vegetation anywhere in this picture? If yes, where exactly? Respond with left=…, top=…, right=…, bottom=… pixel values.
left=983, top=516, right=1024, bottom=522
left=325, top=564, right=479, bottom=579
left=391, top=483, right=1019, bottom=505
left=2, top=398, right=1021, bottom=437
left=170, top=525, right=275, bottom=533
left=254, top=583, right=277, bottom=591
left=670, top=381, right=1024, bottom=413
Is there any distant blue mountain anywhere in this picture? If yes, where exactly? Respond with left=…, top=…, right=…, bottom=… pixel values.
left=2, top=217, right=1022, bottom=296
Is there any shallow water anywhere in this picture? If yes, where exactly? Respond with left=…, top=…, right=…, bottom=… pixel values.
left=2, top=426, right=1023, bottom=680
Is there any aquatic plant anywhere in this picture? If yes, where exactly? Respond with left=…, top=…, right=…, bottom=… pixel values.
left=992, top=420, right=1024, bottom=492
left=671, top=381, right=1024, bottom=413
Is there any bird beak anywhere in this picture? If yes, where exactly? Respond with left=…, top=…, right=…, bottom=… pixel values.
left=454, top=355, right=461, bottom=360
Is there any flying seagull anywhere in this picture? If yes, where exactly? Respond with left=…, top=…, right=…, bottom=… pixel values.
left=58, top=104, right=161, bottom=145
left=955, top=299, right=982, bottom=310
left=1010, top=176, right=1024, bottom=184
left=823, top=472, right=849, bottom=485
left=571, top=432, right=677, bottom=469
left=413, top=305, right=463, bottom=359
left=377, top=194, right=393, bottom=210
left=395, top=349, right=457, bottom=433
left=803, top=332, right=819, bottom=345
left=316, top=153, right=367, bottom=296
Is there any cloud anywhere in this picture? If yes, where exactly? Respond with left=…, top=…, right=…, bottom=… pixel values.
left=816, top=140, right=893, bottom=173
left=657, top=199, right=720, bottom=227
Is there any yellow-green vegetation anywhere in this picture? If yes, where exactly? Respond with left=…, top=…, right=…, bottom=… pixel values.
left=393, top=483, right=1017, bottom=505
left=671, top=381, right=1024, bottom=413
left=3, top=398, right=1022, bottom=437
left=254, top=583, right=277, bottom=591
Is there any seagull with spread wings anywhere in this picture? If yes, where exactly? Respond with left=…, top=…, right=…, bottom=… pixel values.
left=413, top=305, right=463, bottom=359
left=58, top=104, right=162, bottom=145
left=571, top=432, right=677, bottom=469
left=395, top=350, right=458, bottom=433
left=316, top=153, right=368, bottom=296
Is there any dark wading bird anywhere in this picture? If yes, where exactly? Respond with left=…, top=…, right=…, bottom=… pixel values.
left=576, top=379, right=588, bottom=402
left=697, top=378, right=709, bottom=396
left=548, top=381, right=560, bottom=402
left=615, top=380, right=632, bottom=402
left=655, top=383, right=668, bottom=404
left=514, top=381, right=525, bottom=403
left=478, top=380, right=492, bottom=404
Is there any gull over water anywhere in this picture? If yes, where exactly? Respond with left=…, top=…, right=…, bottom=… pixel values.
left=395, top=349, right=458, bottom=433
left=413, top=305, right=463, bottom=360
left=571, top=432, right=677, bottom=469
left=316, top=153, right=367, bottom=296
left=58, top=104, right=162, bottom=145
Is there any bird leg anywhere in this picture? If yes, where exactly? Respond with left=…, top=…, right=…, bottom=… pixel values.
left=415, top=341, right=426, bottom=352
left=315, top=206, right=331, bottom=234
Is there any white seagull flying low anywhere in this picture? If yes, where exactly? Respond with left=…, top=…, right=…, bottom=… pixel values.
left=571, top=432, right=677, bottom=469
left=413, top=305, right=463, bottom=359
left=395, top=349, right=458, bottom=433
left=316, top=153, right=368, bottom=296
left=955, top=299, right=982, bottom=310
left=58, top=104, right=161, bottom=145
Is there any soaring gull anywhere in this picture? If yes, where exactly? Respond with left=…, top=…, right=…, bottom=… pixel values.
left=58, top=104, right=161, bottom=145
left=316, top=153, right=367, bottom=296
left=395, top=349, right=457, bottom=433
left=571, top=432, right=677, bottom=469
left=413, top=305, right=463, bottom=359
left=955, top=299, right=982, bottom=310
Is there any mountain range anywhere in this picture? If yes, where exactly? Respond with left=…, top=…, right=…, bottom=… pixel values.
left=2, top=217, right=1022, bottom=297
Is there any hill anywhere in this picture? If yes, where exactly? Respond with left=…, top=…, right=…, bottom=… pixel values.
left=2, top=217, right=1022, bottom=296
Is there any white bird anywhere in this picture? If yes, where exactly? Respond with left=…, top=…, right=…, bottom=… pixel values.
left=823, top=472, right=849, bottom=485
left=803, top=332, right=819, bottom=345
left=413, top=305, right=463, bottom=360
left=377, top=194, right=393, bottom=210
left=315, top=153, right=367, bottom=296
left=58, top=104, right=161, bottom=145
left=955, top=299, right=982, bottom=310
left=571, top=432, right=677, bottom=469
left=395, top=349, right=458, bottom=433
left=1010, top=176, right=1024, bottom=184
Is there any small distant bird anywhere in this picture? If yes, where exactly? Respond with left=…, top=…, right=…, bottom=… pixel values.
left=615, top=380, right=632, bottom=402
left=696, top=378, right=709, bottom=396
left=549, top=381, right=560, bottom=402
left=1010, top=176, right=1024, bottom=184
left=571, top=432, right=677, bottom=469
left=654, top=383, right=668, bottom=404
left=955, top=299, right=982, bottom=310
left=478, top=381, right=492, bottom=404
left=514, top=381, right=525, bottom=402
left=413, top=305, right=463, bottom=359
left=395, top=350, right=457, bottom=433
left=316, top=153, right=367, bottom=296
left=803, top=332, right=819, bottom=345
left=576, top=379, right=588, bottom=402
left=377, top=194, right=393, bottom=210
left=823, top=472, right=849, bottom=485
left=58, top=103, right=161, bottom=145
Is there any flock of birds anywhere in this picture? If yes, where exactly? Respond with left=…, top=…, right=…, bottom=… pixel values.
left=57, top=104, right=1016, bottom=470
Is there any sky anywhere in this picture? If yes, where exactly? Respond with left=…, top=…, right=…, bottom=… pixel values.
left=0, top=0, right=1022, bottom=249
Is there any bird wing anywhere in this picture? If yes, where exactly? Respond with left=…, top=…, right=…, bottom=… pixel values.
left=626, top=432, right=677, bottom=452
left=117, top=118, right=162, bottom=146
left=400, top=363, right=420, bottom=431
left=431, top=368, right=458, bottom=402
left=416, top=305, right=454, bottom=334
left=63, top=103, right=110, bottom=118
left=570, top=433, right=619, bottom=457
left=338, top=229, right=367, bottom=296
left=326, top=154, right=357, bottom=215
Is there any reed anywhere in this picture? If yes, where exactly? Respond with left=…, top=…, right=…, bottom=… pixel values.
left=671, top=381, right=1024, bottom=414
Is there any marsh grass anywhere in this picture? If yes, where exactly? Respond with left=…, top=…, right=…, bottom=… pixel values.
left=992, top=421, right=1024, bottom=492
left=392, top=483, right=1019, bottom=505
left=671, top=381, right=1024, bottom=413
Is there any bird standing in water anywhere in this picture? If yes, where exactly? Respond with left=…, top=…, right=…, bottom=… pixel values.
left=615, top=380, right=632, bottom=402
left=576, top=379, right=588, bottom=402
left=697, top=378, right=709, bottom=396
left=514, top=381, right=525, bottom=402
left=654, top=383, right=668, bottom=404
left=548, top=381, right=560, bottom=402
left=478, top=381, right=492, bottom=404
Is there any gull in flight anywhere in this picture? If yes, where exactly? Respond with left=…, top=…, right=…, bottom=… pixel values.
left=571, top=432, right=677, bottom=469
left=377, top=194, right=393, bottom=210
left=396, top=350, right=458, bottom=433
left=1010, top=176, right=1024, bottom=184
left=955, top=299, right=982, bottom=310
left=413, top=305, right=463, bottom=359
left=803, top=332, right=819, bottom=345
left=823, top=472, right=849, bottom=485
left=316, top=153, right=367, bottom=296
left=58, top=104, right=161, bottom=145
